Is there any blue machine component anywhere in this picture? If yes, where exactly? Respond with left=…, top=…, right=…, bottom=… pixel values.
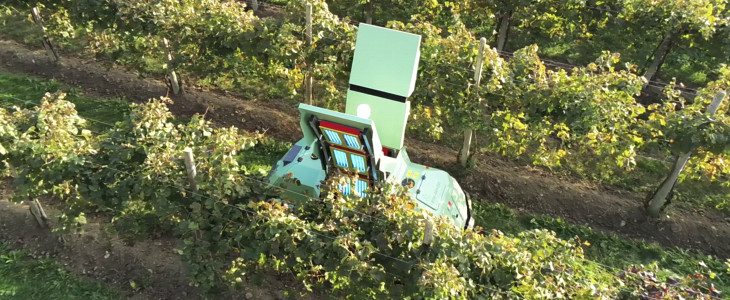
left=351, top=155, right=366, bottom=173
left=343, top=135, right=361, bottom=149
left=340, top=179, right=369, bottom=197
left=282, top=145, right=302, bottom=166
left=332, top=149, right=349, bottom=168
left=323, top=129, right=343, bottom=145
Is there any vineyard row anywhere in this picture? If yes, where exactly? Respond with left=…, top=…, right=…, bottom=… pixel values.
left=0, top=93, right=724, bottom=298
left=1, top=0, right=729, bottom=215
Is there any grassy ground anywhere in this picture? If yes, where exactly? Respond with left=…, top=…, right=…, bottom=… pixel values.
left=0, top=70, right=129, bottom=132
left=0, top=72, right=126, bottom=299
left=0, top=4, right=90, bottom=55
left=0, top=5, right=41, bottom=46
left=518, top=33, right=724, bottom=87
left=474, top=202, right=730, bottom=295
left=0, top=242, right=120, bottom=299
left=0, top=69, right=290, bottom=167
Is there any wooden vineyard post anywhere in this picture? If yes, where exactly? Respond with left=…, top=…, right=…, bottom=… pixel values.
left=495, top=10, right=512, bottom=52
left=305, top=3, right=314, bottom=105
left=642, top=32, right=673, bottom=87
left=8, top=165, right=48, bottom=228
left=27, top=199, right=49, bottom=228
left=31, top=6, right=60, bottom=62
left=8, top=166, right=47, bottom=227
left=423, top=217, right=434, bottom=247
left=459, top=37, right=487, bottom=167
left=183, top=148, right=199, bottom=191
left=366, top=0, right=374, bottom=24
left=645, top=90, right=726, bottom=216
left=163, top=38, right=182, bottom=95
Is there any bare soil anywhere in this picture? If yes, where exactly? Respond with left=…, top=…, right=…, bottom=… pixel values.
left=0, top=180, right=195, bottom=299
left=0, top=180, right=310, bottom=300
left=1, top=37, right=729, bottom=297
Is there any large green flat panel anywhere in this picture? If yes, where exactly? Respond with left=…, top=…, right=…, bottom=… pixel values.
left=299, top=103, right=376, bottom=137
left=345, top=90, right=409, bottom=149
left=349, top=24, right=421, bottom=97
left=299, top=103, right=383, bottom=158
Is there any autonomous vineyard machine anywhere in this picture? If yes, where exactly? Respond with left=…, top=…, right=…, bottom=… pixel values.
left=267, top=24, right=473, bottom=229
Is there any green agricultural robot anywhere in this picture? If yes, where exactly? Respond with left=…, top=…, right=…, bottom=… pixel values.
left=267, top=24, right=473, bottom=229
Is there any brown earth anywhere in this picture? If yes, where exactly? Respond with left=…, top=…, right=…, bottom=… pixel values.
left=0, top=180, right=313, bottom=300
left=1, top=37, right=729, bottom=296
left=0, top=179, right=197, bottom=300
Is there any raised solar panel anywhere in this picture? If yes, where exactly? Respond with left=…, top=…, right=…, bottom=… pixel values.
left=332, top=149, right=349, bottom=168
left=350, top=154, right=367, bottom=173
left=355, top=179, right=368, bottom=197
left=323, top=129, right=342, bottom=145
left=343, top=134, right=361, bottom=149
left=338, top=179, right=368, bottom=197
left=340, top=183, right=352, bottom=196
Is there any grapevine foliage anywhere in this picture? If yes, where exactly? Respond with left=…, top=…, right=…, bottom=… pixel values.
left=10, top=0, right=730, bottom=192
left=1, top=93, right=724, bottom=299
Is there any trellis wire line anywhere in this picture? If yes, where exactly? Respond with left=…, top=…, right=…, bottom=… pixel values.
left=0, top=94, right=119, bottom=129
left=61, top=158, right=696, bottom=299
left=0, top=95, right=445, bottom=249
left=1, top=100, right=713, bottom=299
left=246, top=1, right=625, bottom=20
left=283, top=4, right=684, bottom=84
left=252, top=1, right=623, bottom=15
left=25, top=0, right=712, bottom=95
left=55, top=165, right=518, bottom=298
left=306, top=33, right=699, bottom=96
left=327, top=70, right=681, bottom=102
left=493, top=49, right=703, bottom=93
left=22, top=1, right=696, bottom=97
left=91, top=130, right=725, bottom=300
left=299, top=12, right=703, bottom=96
left=0, top=104, right=419, bottom=270
left=4, top=136, right=517, bottom=297
left=243, top=3, right=707, bottom=95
